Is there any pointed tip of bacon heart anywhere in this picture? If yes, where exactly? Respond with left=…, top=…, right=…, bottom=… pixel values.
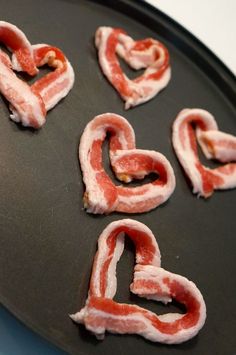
left=69, top=313, right=82, bottom=322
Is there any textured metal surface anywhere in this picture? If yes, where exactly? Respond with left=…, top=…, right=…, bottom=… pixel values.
left=0, top=1, right=235, bottom=354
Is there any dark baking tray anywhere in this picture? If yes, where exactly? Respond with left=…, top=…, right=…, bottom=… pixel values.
left=0, top=0, right=235, bottom=354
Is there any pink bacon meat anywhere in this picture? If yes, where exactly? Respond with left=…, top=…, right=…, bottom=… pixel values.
left=95, top=26, right=171, bottom=109
left=172, top=108, right=236, bottom=198
left=71, top=219, right=206, bottom=344
left=0, top=50, right=46, bottom=128
left=31, top=44, right=74, bottom=111
left=11, top=44, right=74, bottom=127
left=0, top=21, right=45, bottom=128
left=79, top=113, right=176, bottom=214
left=0, top=21, right=37, bottom=76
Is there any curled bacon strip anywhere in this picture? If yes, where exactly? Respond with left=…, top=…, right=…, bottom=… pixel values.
left=95, top=26, right=171, bottom=109
left=0, top=21, right=37, bottom=76
left=0, top=50, right=46, bottom=128
left=11, top=44, right=74, bottom=128
left=79, top=113, right=176, bottom=214
left=0, top=21, right=74, bottom=129
left=172, top=108, right=236, bottom=198
left=71, top=219, right=206, bottom=344
left=31, top=44, right=75, bottom=111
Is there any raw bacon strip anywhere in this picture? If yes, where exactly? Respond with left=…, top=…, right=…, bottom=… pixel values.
left=0, top=22, right=74, bottom=128
left=0, top=50, right=46, bottom=128
left=10, top=44, right=75, bottom=128
left=198, top=130, right=236, bottom=163
left=79, top=113, right=175, bottom=214
left=31, top=44, right=75, bottom=110
left=172, top=108, right=236, bottom=197
left=95, top=27, right=171, bottom=109
left=0, top=21, right=45, bottom=127
left=0, top=21, right=37, bottom=76
left=71, top=219, right=206, bottom=344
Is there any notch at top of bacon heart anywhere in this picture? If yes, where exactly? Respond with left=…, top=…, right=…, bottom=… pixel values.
left=71, top=219, right=206, bottom=344
left=79, top=113, right=176, bottom=214
left=95, top=26, right=171, bottom=109
left=172, top=108, right=236, bottom=198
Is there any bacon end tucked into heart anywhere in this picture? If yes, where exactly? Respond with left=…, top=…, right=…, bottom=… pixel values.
left=95, top=27, right=171, bottom=109
left=79, top=113, right=176, bottom=214
left=172, top=108, right=236, bottom=198
left=70, top=219, right=206, bottom=344
left=0, top=21, right=37, bottom=76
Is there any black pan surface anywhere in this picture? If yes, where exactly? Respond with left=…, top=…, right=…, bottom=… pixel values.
left=0, top=1, right=235, bottom=354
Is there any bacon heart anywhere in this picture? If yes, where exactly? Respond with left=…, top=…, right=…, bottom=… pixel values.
left=95, top=27, right=171, bottom=109
left=0, top=49, right=46, bottom=128
left=79, top=113, right=176, bottom=214
left=172, top=108, right=236, bottom=198
left=11, top=44, right=75, bottom=128
left=71, top=219, right=206, bottom=344
left=0, top=21, right=74, bottom=128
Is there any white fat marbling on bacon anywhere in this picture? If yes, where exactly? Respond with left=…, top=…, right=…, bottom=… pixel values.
left=71, top=219, right=206, bottom=344
left=13, top=44, right=75, bottom=111
left=87, top=220, right=161, bottom=298
left=10, top=43, right=74, bottom=128
left=207, top=165, right=236, bottom=190
left=172, top=108, right=236, bottom=197
left=0, top=22, right=46, bottom=127
left=39, top=60, right=74, bottom=110
left=95, top=26, right=171, bottom=109
left=124, top=68, right=171, bottom=110
left=31, top=44, right=75, bottom=111
left=0, top=51, right=45, bottom=128
left=79, top=113, right=134, bottom=214
left=198, top=130, right=236, bottom=163
left=91, top=232, right=124, bottom=299
left=111, top=149, right=175, bottom=209
left=10, top=99, right=45, bottom=128
left=173, top=109, right=206, bottom=195
left=0, top=21, right=37, bottom=75
left=95, top=27, right=114, bottom=80
left=79, top=113, right=175, bottom=214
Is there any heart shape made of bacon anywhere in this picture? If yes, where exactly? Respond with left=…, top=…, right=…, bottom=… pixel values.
left=172, top=108, right=236, bottom=198
left=0, top=21, right=74, bottom=128
left=95, top=27, right=171, bottom=109
left=79, top=113, right=176, bottom=214
left=71, top=219, right=206, bottom=344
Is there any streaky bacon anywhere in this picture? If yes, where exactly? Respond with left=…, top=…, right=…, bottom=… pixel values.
left=95, top=27, right=171, bottom=109
left=79, top=113, right=176, bottom=214
left=0, top=50, right=46, bottom=128
left=0, top=21, right=37, bottom=76
left=71, top=219, right=206, bottom=344
left=31, top=44, right=75, bottom=111
left=11, top=44, right=74, bottom=128
left=172, top=108, right=236, bottom=197
left=0, top=21, right=45, bottom=128
left=0, top=21, right=74, bottom=128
